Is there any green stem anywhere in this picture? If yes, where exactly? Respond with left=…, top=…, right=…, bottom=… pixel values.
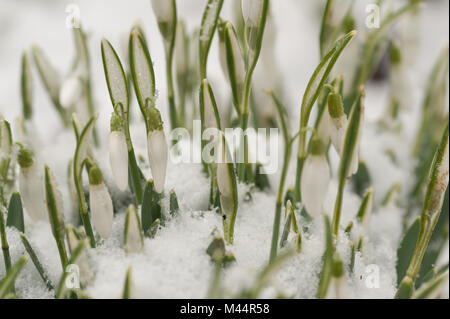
left=55, top=234, right=69, bottom=270
left=207, top=261, right=223, bottom=298
left=128, top=149, right=144, bottom=204
left=238, top=112, right=250, bottom=181
left=269, top=202, right=282, bottom=263
left=0, top=207, right=12, bottom=271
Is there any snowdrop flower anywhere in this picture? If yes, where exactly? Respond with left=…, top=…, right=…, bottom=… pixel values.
left=109, top=113, right=128, bottom=191
left=175, top=21, right=188, bottom=76
left=17, top=146, right=47, bottom=221
left=0, top=115, right=11, bottom=154
left=88, top=166, right=113, bottom=239
left=67, top=226, right=92, bottom=286
left=300, top=136, right=330, bottom=218
left=326, top=256, right=351, bottom=299
left=327, top=92, right=348, bottom=154
left=348, top=104, right=364, bottom=176
left=147, top=107, right=168, bottom=193
left=241, top=0, right=264, bottom=27
left=151, top=0, right=174, bottom=22
left=59, top=75, right=83, bottom=109
left=124, top=204, right=144, bottom=254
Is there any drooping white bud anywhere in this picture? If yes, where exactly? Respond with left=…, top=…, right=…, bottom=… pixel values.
left=147, top=130, right=168, bottom=194
left=124, top=205, right=144, bottom=254
left=201, top=80, right=219, bottom=130
left=301, top=138, right=330, bottom=218
left=151, top=0, right=174, bottom=23
left=67, top=226, right=92, bottom=286
left=19, top=164, right=47, bottom=221
left=325, top=273, right=351, bottom=299
left=59, top=75, right=83, bottom=109
left=219, top=22, right=245, bottom=89
left=357, top=187, right=374, bottom=234
left=109, top=131, right=128, bottom=191
left=89, top=167, right=113, bottom=239
left=241, top=0, right=264, bottom=27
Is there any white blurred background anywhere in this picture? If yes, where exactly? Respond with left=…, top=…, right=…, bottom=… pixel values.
left=0, top=0, right=448, bottom=140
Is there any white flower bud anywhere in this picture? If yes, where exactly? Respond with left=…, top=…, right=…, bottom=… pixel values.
left=218, top=36, right=228, bottom=78
left=348, top=106, right=364, bottom=176
left=317, top=107, right=334, bottom=143
left=430, top=137, right=449, bottom=213
left=89, top=167, right=113, bottom=239
left=109, top=131, right=128, bottom=191
left=125, top=205, right=143, bottom=254
left=59, top=75, right=83, bottom=109
left=175, top=22, right=187, bottom=75
left=301, top=137, right=330, bottom=218
left=242, top=0, right=264, bottom=27
left=325, top=255, right=350, bottom=299
left=151, top=0, right=173, bottom=23
left=19, top=164, right=47, bottom=221
left=67, top=228, right=92, bottom=286
left=147, top=130, right=168, bottom=193
left=330, top=115, right=348, bottom=154
left=219, top=23, right=245, bottom=88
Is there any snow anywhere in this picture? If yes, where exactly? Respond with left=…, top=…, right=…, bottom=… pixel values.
left=0, top=0, right=449, bottom=299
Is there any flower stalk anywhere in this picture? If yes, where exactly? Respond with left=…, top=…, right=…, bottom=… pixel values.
left=396, top=123, right=449, bottom=298
left=331, top=88, right=364, bottom=237
left=294, top=31, right=356, bottom=203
